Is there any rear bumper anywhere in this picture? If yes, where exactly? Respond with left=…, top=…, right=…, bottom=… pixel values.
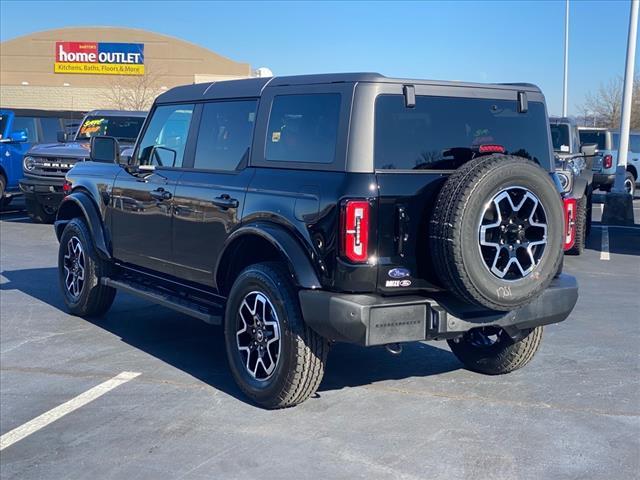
left=19, top=176, right=66, bottom=207
left=593, top=173, right=615, bottom=188
left=299, top=274, right=578, bottom=346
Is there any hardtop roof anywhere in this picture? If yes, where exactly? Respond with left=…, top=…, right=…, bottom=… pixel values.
left=155, top=72, right=543, bottom=104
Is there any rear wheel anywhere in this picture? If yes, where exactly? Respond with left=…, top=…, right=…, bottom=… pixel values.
left=447, top=326, right=543, bottom=375
left=430, top=155, right=564, bottom=311
left=224, top=262, right=328, bottom=409
left=26, top=197, right=57, bottom=224
left=624, top=171, right=636, bottom=197
left=58, top=218, right=116, bottom=316
left=566, top=194, right=587, bottom=255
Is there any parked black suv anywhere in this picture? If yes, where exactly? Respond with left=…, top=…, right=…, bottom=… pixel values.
left=55, top=73, right=578, bottom=408
left=20, top=110, right=145, bottom=223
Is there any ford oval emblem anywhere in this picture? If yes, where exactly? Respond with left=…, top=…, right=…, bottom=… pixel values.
left=388, top=268, right=410, bottom=279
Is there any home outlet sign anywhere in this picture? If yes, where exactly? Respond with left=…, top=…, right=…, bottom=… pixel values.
left=54, top=42, right=145, bottom=75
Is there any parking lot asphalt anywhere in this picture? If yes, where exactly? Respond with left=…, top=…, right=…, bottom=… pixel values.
left=1, top=197, right=639, bottom=480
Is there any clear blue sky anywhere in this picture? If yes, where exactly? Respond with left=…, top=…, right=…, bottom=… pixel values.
left=1, top=0, right=637, bottom=116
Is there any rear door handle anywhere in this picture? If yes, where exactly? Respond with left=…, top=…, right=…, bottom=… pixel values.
left=150, top=187, right=172, bottom=201
left=212, top=194, right=239, bottom=210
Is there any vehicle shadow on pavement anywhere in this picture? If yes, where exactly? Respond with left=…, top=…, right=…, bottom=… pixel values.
left=585, top=222, right=640, bottom=256
left=1, top=266, right=461, bottom=405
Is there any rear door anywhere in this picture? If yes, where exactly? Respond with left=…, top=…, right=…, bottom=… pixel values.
left=110, top=103, right=195, bottom=275
left=171, top=99, right=258, bottom=287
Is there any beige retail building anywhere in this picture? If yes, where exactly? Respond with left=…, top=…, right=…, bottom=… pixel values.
left=0, top=26, right=256, bottom=112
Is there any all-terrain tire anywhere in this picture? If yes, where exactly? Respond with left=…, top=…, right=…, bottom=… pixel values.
left=430, top=155, right=564, bottom=311
left=566, top=194, right=587, bottom=255
left=58, top=217, right=116, bottom=317
left=26, top=197, right=57, bottom=224
left=624, top=171, right=636, bottom=197
left=447, top=326, right=544, bottom=375
left=224, top=262, right=328, bottom=409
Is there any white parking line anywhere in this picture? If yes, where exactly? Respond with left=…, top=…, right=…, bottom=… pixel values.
left=0, top=371, right=140, bottom=451
left=600, top=227, right=610, bottom=261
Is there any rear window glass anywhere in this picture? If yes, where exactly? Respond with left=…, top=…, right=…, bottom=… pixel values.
left=76, top=115, right=144, bottom=142
left=550, top=124, right=571, bottom=152
left=375, top=95, right=551, bottom=170
left=266, top=94, right=340, bottom=164
left=579, top=130, right=607, bottom=150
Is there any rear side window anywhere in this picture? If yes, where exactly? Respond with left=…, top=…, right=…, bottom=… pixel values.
left=550, top=124, right=570, bottom=152
left=579, top=130, right=608, bottom=150
left=39, top=117, right=61, bottom=143
left=11, top=117, right=38, bottom=143
left=194, top=100, right=257, bottom=171
left=375, top=95, right=551, bottom=170
left=630, top=134, right=640, bottom=153
left=265, top=94, right=340, bottom=164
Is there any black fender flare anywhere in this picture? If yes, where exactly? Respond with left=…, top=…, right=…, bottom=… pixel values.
left=54, top=191, right=111, bottom=260
left=215, top=223, right=321, bottom=290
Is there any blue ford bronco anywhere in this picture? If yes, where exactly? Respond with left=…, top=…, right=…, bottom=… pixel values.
left=55, top=73, right=579, bottom=408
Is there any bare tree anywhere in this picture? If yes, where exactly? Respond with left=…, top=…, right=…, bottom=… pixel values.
left=578, top=75, right=640, bottom=130
left=102, top=70, right=165, bottom=111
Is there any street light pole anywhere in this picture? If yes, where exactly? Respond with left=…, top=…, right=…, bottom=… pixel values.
left=603, top=0, right=638, bottom=225
left=562, top=0, right=569, bottom=118
left=612, top=0, right=638, bottom=193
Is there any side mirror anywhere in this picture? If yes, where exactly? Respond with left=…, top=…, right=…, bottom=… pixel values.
left=90, top=136, right=120, bottom=163
left=8, top=130, right=28, bottom=143
left=57, top=131, right=68, bottom=143
left=150, top=146, right=177, bottom=167
left=580, top=143, right=597, bottom=157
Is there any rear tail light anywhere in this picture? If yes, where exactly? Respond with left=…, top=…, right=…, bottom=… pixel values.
left=341, top=200, right=370, bottom=263
left=478, top=144, right=506, bottom=154
left=563, top=197, right=577, bottom=251
left=603, top=154, right=613, bottom=169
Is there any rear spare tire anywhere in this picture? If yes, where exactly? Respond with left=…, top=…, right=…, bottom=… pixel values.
left=430, top=155, right=563, bottom=311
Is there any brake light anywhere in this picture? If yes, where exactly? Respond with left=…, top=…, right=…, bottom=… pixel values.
left=603, top=154, right=613, bottom=169
left=479, top=144, right=506, bottom=154
left=563, top=197, right=577, bottom=251
left=62, top=181, right=72, bottom=195
left=341, top=200, right=370, bottom=263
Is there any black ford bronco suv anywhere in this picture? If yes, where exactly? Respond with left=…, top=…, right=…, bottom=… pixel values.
left=55, top=73, right=578, bottom=408
left=21, top=110, right=146, bottom=223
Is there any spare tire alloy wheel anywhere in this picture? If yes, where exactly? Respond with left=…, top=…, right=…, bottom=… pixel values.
left=236, top=291, right=281, bottom=381
left=479, top=186, right=547, bottom=280
left=63, top=236, right=85, bottom=299
left=430, top=155, right=564, bottom=311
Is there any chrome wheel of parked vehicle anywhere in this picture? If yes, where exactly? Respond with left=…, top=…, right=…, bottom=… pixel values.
left=63, top=236, right=85, bottom=299
left=623, top=172, right=635, bottom=197
left=236, top=291, right=282, bottom=381
left=479, top=186, right=548, bottom=281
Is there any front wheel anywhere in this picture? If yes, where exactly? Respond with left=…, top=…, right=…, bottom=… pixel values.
left=224, top=262, right=328, bottom=409
left=447, top=326, right=543, bottom=375
left=58, top=218, right=116, bottom=317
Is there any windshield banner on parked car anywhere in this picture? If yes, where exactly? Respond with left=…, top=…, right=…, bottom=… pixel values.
left=54, top=42, right=144, bottom=75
